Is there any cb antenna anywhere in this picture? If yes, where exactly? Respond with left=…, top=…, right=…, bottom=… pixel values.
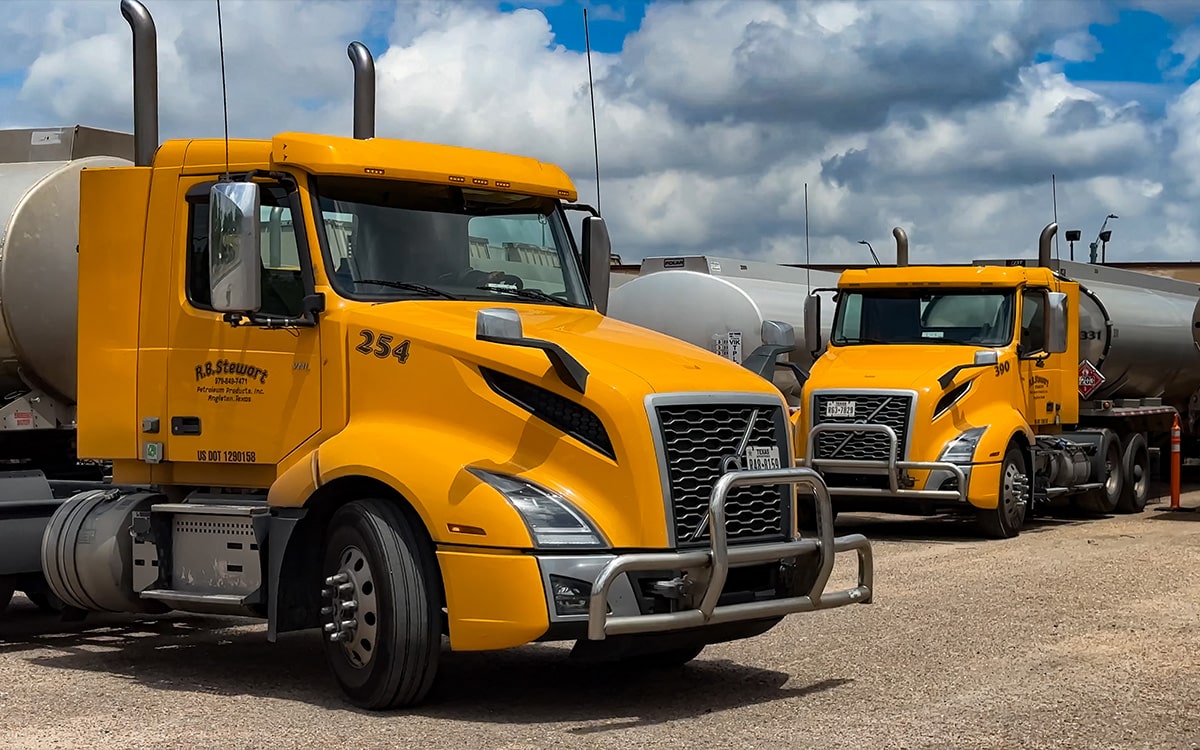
left=216, top=0, right=230, bottom=178
left=583, top=8, right=601, bottom=214
left=804, top=182, right=811, bottom=290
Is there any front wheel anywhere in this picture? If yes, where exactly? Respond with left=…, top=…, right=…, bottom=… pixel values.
left=977, top=445, right=1028, bottom=539
left=320, top=498, right=441, bottom=710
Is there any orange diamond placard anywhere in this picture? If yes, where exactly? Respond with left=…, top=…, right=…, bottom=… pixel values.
left=1078, top=359, right=1105, bottom=400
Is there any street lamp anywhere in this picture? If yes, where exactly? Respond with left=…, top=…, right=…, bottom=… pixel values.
left=1088, top=214, right=1118, bottom=264
left=858, top=239, right=881, bottom=265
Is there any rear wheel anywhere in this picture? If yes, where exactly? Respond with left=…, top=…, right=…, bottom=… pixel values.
left=977, top=445, right=1027, bottom=539
left=1116, top=433, right=1150, bottom=514
left=320, top=498, right=441, bottom=710
left=1075, top=431, right=1123, bottom=515
left=22, top=577, right=65, bottom=613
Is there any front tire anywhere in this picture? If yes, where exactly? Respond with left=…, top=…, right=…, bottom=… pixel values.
left=320, top=498, right=441, bottom=710
left=977, top=445, right=1027, bottom=539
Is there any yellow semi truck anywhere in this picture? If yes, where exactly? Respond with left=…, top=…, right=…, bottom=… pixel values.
left=796, top=224, right=1198, bottom=538
left=0, top=0, right=874, bottom=709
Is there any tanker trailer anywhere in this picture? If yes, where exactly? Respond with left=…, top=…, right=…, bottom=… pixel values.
left=0, top=126, right=133, bottom=615
left=985, top=255, right=1200, bottom=472
left=607, top=255, right=842, bottom=405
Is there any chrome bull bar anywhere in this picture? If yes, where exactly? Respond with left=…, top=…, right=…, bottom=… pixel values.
left=585, top=467, right=873, bottom=641
left=804, top=423, right=966, bottom=501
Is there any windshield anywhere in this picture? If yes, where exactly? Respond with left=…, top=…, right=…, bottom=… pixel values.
left=832, top=288, right=1016, bottom=347
left=313, top=176, right=591, bottom=307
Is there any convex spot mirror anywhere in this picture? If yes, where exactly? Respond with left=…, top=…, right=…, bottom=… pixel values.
left=209, top=181, right=263, bottom=315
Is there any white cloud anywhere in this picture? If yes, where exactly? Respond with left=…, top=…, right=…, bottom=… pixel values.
left=0, top=0, right=1194, bottom=269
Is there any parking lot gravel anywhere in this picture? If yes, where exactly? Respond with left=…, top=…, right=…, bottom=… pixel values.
left=2, top=486, right=1198, bottom=750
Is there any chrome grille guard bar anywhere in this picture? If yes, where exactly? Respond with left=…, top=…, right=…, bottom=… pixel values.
left=585, top=467, right=873, bottom=641
left=806, top=423, right=966, bottom=500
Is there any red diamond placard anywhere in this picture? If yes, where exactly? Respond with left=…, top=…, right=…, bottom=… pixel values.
left=1078, top=359, right=1106, bottom=400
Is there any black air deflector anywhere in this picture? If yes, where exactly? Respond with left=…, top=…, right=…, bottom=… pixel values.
left=480, top=367, right=615, bottom=460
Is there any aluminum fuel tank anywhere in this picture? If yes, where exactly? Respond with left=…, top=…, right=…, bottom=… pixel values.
left=608, top=255, right=841, bottom=371
left=0, top=127, right=133, bottom=404
left=1051, top=259, right=1200, bottom=406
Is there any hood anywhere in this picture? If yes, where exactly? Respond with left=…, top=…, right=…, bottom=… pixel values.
left=347, top=299, right=778, bottom=398
left=812, top=344, right=995, bottom=395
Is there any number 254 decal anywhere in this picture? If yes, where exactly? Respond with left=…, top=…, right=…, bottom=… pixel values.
left=356, top=329, right=411, bottom=364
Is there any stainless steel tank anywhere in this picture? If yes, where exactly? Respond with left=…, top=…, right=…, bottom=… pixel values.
left=0, top=126, right=133, bottom=404
left=1051, top=259, right=1200, bottom=406
left=608, top=256, right=842, bottom=401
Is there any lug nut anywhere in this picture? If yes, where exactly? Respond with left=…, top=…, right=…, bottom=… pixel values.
left=328, top=631, right=347, bottom=642
left=323, top=622, right=336, bottom=633
left=341, top=600, right=357, bottom=611
left=325, top=572, right=349, bottom=586
left=321, top=588, right=333, bottom=598
left=320, top=606, right=334, bottom=616
left=338, top=582, right=354, bottom=594
left=339, top=619, right=356, bottom=630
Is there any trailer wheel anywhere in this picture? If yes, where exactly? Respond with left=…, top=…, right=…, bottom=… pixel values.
left=1116, top=433, right=1150, bottom=514
left=1075, top=431, right=1123, bottom=515
left=320, top=498, right=441, bottom=710
left=977, top=445, right=1027, bottom=539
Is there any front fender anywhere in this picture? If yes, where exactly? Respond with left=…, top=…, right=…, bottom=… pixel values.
left=957, top=409, right=1033, bottom=510
left=269, top=420, right=536, bottom=550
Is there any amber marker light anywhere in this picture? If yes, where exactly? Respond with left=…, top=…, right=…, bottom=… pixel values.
left=447, top=523, right=487, bottom=536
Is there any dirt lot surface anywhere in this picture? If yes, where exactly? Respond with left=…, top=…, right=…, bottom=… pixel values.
left=2, top=486, right=1199, bottom=750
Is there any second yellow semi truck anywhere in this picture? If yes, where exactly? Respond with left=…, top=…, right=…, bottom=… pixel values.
left=0, top=0, right=874, bottom=709
left=611, top=225, right=1200, bottom=538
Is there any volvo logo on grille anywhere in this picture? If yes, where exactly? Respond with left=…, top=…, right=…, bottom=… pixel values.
left=688, top=409, right=762, bottom=542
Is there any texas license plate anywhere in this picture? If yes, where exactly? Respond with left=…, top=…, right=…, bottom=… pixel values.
left=825, top=400, right=856, bottom=418
left=745, top=445, right=781, bottom=470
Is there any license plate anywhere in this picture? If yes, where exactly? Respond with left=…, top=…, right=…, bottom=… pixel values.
left=745, top=445, right=781, bottom=471
left=825, top=400, right=856, bottom=418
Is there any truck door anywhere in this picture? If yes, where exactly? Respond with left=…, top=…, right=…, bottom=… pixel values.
left=163, top=177, right=322, bottom=468
left=1019, top=288, right=1053, bottom=426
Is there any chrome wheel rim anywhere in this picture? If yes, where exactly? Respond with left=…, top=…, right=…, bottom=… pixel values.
left=322, top=545, right=379, bottom=669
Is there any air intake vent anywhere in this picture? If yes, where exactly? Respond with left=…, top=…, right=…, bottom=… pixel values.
left=480, top=367, right=615, bottom=460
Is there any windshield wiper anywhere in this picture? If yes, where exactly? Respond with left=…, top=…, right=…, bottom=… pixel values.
left=476, top=284, right=575, bottom=307
left=356, top=280, right=459, bottom=300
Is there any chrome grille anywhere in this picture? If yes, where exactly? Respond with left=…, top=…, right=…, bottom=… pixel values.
left=655, top=403, right=788, bottom=547
left=812, top=392, right=913, bottom=461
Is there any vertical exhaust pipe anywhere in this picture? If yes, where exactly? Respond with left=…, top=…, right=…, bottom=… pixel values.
left=893, top=226, right=908, bottom=267
left=120, top=0, right=159, bottom=167
left=347, top=41, right=375, bottom=139
left=1038, top=222, right=1057, bottom=267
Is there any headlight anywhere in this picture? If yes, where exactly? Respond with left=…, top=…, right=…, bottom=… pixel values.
left=939, top=426, right=986, bottom=464
left=467, top=468, right=609, bottom=550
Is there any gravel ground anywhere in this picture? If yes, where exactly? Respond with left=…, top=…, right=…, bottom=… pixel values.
left=2, top=486, right=1199, bottom=750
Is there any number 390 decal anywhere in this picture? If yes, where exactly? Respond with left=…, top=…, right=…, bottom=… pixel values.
left=356, top=329, right=411, bottom=364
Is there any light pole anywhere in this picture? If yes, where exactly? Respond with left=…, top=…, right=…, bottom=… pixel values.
left=858, top=239, right=881, bottom=265
left=1088, top=214, right=1118, bottom=264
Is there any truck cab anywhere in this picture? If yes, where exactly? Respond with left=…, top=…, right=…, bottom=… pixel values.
left=28, top=0, right=875, bottom=711
left=797, top=254, right=1074, bottom=537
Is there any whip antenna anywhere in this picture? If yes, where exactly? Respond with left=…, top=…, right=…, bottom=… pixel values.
left=216, top=0, right=230, bottom=178
left=804, top=182, right=811, bottom=289
left=583, top=8, right=601, bottom=214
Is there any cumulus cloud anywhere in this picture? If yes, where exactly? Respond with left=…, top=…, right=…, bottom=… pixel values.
left=0, top=0, right=1194, bottom=268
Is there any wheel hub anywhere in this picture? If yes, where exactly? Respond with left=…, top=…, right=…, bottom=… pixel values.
left=321, top=545, right=379, bottom=668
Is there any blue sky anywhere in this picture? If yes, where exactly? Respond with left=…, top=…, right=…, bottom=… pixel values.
left=3, top=0, right=1200, bottom=264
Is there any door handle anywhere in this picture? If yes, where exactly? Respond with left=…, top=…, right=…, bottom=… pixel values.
left=171, top=416, right=202, bottom=435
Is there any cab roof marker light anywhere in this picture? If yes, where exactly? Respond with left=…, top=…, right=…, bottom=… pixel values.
left=449, top=175, right=465, bottom=183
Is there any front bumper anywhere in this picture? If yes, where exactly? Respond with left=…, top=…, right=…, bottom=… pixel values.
left=804, top=422, right=967, bottom=502
left=576, top=466, right=873, bottom=641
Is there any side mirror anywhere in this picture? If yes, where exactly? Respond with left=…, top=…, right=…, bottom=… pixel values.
left=582, top=216, right=612, bottom=315
left=803, top=294, right=822, bottom=353
left=209, top=182, right=262, bottom=314
left=476, top=307, right=523, bottom=340
left=1046, top=291, right=1068, bottom=353
left=761, top=319, right=795, bottom=348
